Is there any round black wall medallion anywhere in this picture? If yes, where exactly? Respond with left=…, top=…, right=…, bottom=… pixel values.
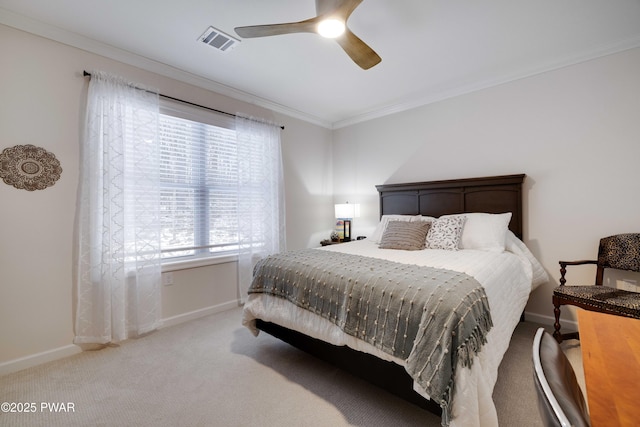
left=0, top=145, right=63, bottom=191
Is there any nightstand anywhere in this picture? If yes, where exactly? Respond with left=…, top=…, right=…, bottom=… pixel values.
left=320, top=240, right=345, bottom=246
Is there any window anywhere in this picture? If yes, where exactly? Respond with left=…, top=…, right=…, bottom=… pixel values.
left=158, top=101, right=239, bottom=260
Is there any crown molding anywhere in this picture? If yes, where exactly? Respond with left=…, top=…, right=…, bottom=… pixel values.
left=0, top=8, right=333, bottom=129
left=3, top=7, right=639, bottom=131
left=332, top=35, right=640, bottom=129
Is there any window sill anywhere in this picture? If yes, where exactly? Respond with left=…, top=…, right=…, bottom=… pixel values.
left=161, top=253, right=238, bottom=272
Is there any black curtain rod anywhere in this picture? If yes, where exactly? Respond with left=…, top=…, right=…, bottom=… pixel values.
left=82, top=71, right=284, bottom=130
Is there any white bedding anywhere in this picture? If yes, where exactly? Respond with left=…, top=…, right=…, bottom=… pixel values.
left=243, top=233, right=547, bottom=427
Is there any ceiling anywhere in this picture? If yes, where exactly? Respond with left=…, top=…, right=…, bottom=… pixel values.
left=2, top=0, right=640, bottom=128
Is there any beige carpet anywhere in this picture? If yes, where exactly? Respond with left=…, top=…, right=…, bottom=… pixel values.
left=0, top=308, right=584, bottom=426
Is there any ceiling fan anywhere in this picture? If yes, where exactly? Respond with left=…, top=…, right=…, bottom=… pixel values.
left=234, top=0, right=381, bottom=70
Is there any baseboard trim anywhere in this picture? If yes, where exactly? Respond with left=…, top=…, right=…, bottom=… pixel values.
left=160, top=300, right=240, bottom=329
left=524, top=311, right=578, bottom=331
left=0, top=344, right=82, bottom=376
left=0, top=301, right=240, bottom=376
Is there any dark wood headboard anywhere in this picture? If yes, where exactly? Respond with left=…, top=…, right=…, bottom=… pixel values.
left=376, top=174, right=525, bottom=239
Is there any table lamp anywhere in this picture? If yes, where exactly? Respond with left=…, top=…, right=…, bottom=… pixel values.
left=334, top=202, right=359, bottom=242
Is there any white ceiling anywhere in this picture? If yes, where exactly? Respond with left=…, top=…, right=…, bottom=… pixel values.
left=2, top=0, right=640, bottom=128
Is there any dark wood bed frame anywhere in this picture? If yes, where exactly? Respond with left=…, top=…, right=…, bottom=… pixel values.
left=256, top=174, right=526, bottom=415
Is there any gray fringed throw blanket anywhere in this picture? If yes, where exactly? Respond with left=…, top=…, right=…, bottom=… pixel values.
left=249, top=249, right=493, bottom=426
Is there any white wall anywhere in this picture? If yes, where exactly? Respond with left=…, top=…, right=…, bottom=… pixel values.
left=332, top=47, right=640, bottom=324
left=0, top=24, right=333, bottom=371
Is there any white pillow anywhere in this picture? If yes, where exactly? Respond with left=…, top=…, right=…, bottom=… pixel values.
left=442, top=212, right=512, bottom=252
left=413, top=215, right=437, bottom=223
left=370, top=215, right=419, bottom=243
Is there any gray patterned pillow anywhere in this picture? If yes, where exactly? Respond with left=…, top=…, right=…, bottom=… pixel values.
left=379, top=221, right=431, bottom=250
left=425, top=216, right=466, bottom=250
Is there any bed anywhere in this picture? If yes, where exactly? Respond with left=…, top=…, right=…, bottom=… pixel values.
left=242, top=174, right=548, bottom=427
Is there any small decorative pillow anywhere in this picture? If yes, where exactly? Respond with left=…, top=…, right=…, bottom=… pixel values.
left=370, top=214, right=419, bottom=243
left=379, top=221, right=431, bottom=250
left=425, top=216, right=466, bottom=250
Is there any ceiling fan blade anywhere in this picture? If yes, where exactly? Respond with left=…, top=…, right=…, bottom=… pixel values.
left=315, top=0, right=362, bottom=18
left=235, top=18, right=319, bottom=38
left=332, top=0, right=364, bottom=20
left=336, top=29, right=381, bottom=70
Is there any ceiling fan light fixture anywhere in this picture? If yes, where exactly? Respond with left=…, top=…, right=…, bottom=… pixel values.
left=317, top=18, right=345, bottom=38
left=234, top=0, right=381, bottom=69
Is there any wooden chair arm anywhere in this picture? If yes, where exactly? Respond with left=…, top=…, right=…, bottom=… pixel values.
left=559, top=260, right=598, bottom=267
left=558, top=260, right=598, bottom=286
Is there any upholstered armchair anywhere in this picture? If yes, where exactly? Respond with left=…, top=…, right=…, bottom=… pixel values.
left=552, top=233, right=640, bottom=343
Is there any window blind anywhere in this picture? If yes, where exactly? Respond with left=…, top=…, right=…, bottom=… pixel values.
left=158, top=111, right=239, bottom=259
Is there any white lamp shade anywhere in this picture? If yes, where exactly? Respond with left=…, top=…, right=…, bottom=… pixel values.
left=335, top=203, right=360, bottom=219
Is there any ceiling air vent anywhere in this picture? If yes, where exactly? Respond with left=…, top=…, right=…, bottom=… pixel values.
left=199, top=26, right=240, bottom=52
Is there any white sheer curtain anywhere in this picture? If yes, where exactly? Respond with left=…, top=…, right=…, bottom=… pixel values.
left=236, top=114, right=286, bottom=302
left=75, top=71, right=162, bottom=345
